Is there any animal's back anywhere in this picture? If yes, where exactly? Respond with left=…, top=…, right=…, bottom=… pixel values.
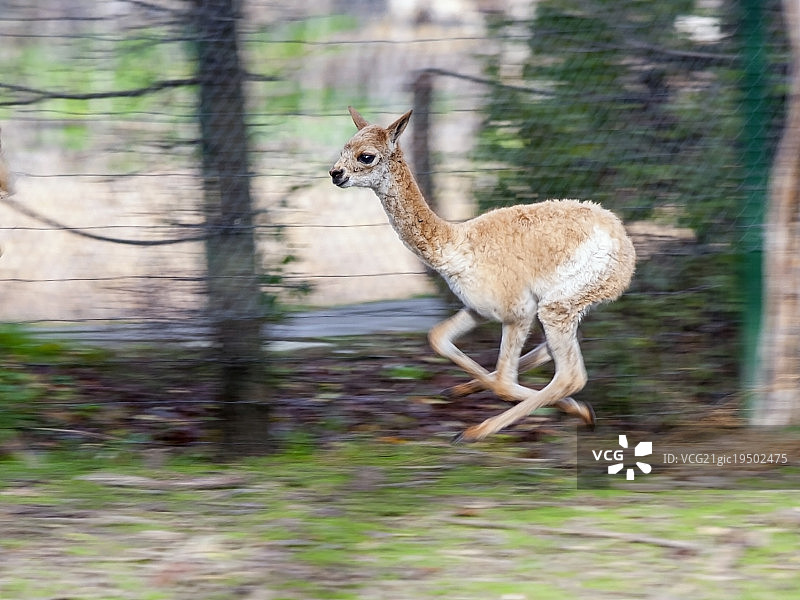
left=440, top=200, right=635, bottom=321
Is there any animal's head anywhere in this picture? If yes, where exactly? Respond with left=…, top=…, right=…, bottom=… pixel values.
left=329, top=107, right=412, bottom=189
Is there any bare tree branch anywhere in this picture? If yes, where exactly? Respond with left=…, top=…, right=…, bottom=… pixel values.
left=0, top=78, right=198, bottom=107
left=0, top=72, right=278, bottom=107
left=0, top=192, right=214, bottom=246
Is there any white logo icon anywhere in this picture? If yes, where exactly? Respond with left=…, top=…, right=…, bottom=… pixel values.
left=608, top=435, right=652, bottom=480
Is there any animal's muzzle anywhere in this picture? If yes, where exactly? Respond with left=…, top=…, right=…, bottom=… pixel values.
left=329, top=167, right=348, bottom=187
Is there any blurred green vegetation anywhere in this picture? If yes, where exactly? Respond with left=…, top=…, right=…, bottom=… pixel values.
left=476, top=0, right=788, bottom=420
left=0, top=325, right=77, bottom=443
left=579, top=251, right=743, bottom=421
left=477, top=0, right=787, bottom=233
left=0, top=326, right=215, bottom=449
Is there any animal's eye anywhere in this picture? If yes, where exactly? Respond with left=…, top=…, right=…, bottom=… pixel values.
left=357, top=153, right=376, bottom=165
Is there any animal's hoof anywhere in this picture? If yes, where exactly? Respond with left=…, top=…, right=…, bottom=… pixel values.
left=451, top=428, right=480, bottom=445
left=556, top=397, right=596, bottom=430
left=583, top=401, right=597, bottom=431
left=441, top=382, right=476, bottom=399
left=441, top=386, right=459, bottom=399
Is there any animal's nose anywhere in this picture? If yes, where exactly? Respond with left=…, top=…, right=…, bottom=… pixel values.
left=329, top=167, right=345, bottom=184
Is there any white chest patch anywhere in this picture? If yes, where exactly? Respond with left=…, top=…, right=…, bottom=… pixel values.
left=436, top=248, right=500, bottom=318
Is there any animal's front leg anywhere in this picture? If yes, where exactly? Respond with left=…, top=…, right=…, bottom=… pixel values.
left=442, top=341, right=552, bottom=399
left=428, top=308, right=495, bottom=390
left=491, top=318, right=538, bottom=402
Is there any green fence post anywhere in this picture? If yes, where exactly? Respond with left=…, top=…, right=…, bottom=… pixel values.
left=738, top=0, right=768, bottom=401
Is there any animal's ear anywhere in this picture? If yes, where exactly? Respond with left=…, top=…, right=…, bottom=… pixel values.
left=386, top=110, right=412, bottom=144
left=348, top=106, right=369, bottom=130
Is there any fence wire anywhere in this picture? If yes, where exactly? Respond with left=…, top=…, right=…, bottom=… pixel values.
left=0, top=0, right=790, bottom=447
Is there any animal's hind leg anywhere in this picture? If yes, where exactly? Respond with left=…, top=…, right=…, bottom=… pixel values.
left=442, top=336, right=594, bottom=427
left=442, top=341, right=552, bottom=399
left=455, top=314, right=590, bottom=442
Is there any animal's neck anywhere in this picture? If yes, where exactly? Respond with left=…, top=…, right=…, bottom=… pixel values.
left=374, top=149, right=455, bottom=268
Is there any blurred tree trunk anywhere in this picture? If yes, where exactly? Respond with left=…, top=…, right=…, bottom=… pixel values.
left=410, top=70, right=460, bottom=306
left=755, top=0, right=800, bottom=426
left=411, top=70, right=435, bottom=211
left=193, top=0, right=269, bottom=453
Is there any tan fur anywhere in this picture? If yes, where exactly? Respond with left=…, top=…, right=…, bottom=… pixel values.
left=330, top=108, right=636, bottom=441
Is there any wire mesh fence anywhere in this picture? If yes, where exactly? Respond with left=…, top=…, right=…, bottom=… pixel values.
left=0, top=0, right=791, bottom=450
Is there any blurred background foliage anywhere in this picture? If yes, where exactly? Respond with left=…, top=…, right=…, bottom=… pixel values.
left=477, top=0, right=787, bottom=238
left=0, top=0, right=794, bottom=451
left=475, top=0, right=788, bottom=424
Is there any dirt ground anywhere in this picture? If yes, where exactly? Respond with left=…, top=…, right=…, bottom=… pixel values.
left=1, top=332, right=799, bottom=600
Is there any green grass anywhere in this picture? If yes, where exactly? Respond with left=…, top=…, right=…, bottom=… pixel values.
left=1, top=440, right=798, bottom=599
left=381, top=364, right=433, bottom=381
